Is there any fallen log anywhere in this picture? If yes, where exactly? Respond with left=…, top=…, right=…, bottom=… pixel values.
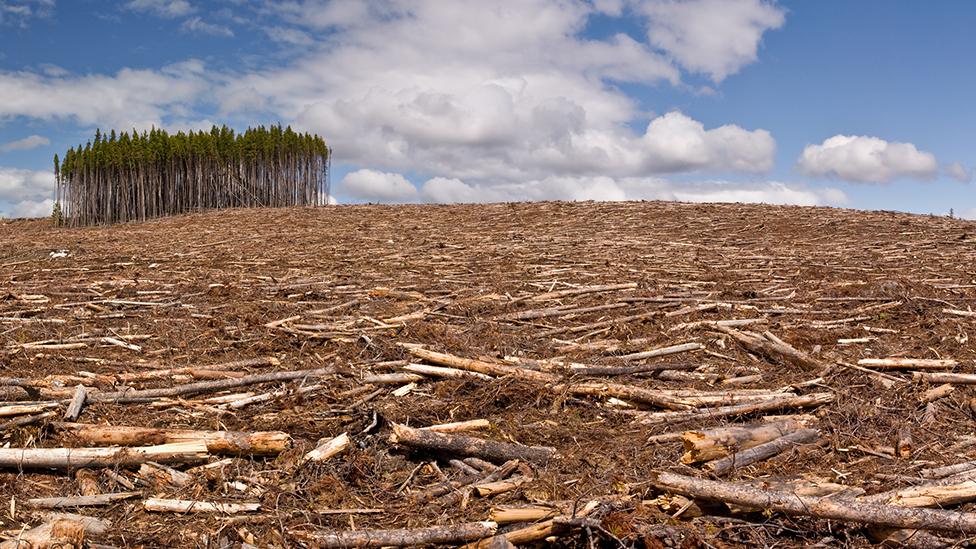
left=85, top=366, right=336, bottom=403
left=143, top=498, right=261, bottom=513
left=859, top=358, right=957, bottom=370
left=0, top=441, right=208, bottom=469
left=649, top=470, right=976, bottom=533
left=423, top=419, right=491, bottom=433
left=390, top=423, right=555, bottom=464
left=297, top=521, right=498, bottom=548
left=714, top=326, right=823, bottom=370
left=302, top=433, right=350, bottom=463
left=681, top=418, right=811, bottom=463
left=462, top=501, right=602, bottom=549
left=0, top=514, right=108, bottom=549
left=637, top=393, right=834, bottom=425
left=63, top=385, right=87, bottom=421
left=913, top=372, right=976, bottom=385
left=617, top=342, right=703, bottom=362
left=704, top=429, right=819, bottom=475
left=402, top=363, right=494, bottom=381
left=26, top=491, right=141, bottom=509
left=526, top=282, right=637, bottom=302
left=54, top=423, right=291, bottom=455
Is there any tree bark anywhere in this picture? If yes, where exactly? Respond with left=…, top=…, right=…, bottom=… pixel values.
left=298, top=521, right=498, bottom=548
left=649, top=470, right=976, bottom=534
left=390, top=423, right=555, bottom=465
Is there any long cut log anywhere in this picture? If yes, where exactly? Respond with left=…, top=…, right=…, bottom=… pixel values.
left=0, top=441, right=209, bottom=469
left=54, top=423, right=291, bottom=455
left=26, top=491, right=141, bottom=509
left=704, top=429, right=819, bottom=475
left=649, top=470, right=976, bottom=534
left=298, top=521, right=498, bottom=548
left=638, top=393, right=835, bottom=425
left=682, top=419, right=810, bottom=464
left=390, top=423, right=555, bottom=464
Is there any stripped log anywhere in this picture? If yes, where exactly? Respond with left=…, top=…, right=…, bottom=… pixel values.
left=462, top=501, right=602, bottom=549
left=143, top=498, right=260, bottom=513
left=715, top=326, right=823, bottom=370
left=26, top=491, right=141, bottom=509
left=423, top=419, right=491, bottom=433
left=0, top=515, right=108, bottom=549
left=63, top=385, right=87, bottom=421
left=412, top=461, right=518, bottom=502
left=302, top=433, right=350, bottom=463
left=649, top=470, right=976, bottom=533
left=681, top=418, right=811, bottom=464
left=297, top=521, right=498, bottom=548
left=0, top=441, right=208, bottom=469
left=704, top=429, right=819, bottom=475
left=618, top=342, right=703, bottom=362
left=54, top=423, right=291, bottom=455
left=402, top=363, right=494, bottom=381
left=0, top=402, right=59, bottom=417
left=913, top=372, right=976, bottom=385
left=859, top=358, right=958, bottom=370
left=85, top=366, right=336, bottom=403
left=390, top=423, right=555, bottom=464
left=526, top=282, right=637, bottom=302
left=638, top=393, right=835, bottom=425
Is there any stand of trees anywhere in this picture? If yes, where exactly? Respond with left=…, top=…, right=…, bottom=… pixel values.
left=54, top=124, right=331, bottom=226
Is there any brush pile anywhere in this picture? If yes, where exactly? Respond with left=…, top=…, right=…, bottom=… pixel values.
left=2, top=201, right=976, bottom=547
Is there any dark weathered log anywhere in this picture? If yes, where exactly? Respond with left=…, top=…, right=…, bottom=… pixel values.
left=649, top=471, right=976, bottom=533
left=298, top=521, right=498, bottom=548
left=390, top=423, right=555, bottom=464
left=705, top=429, right=819, bottom=475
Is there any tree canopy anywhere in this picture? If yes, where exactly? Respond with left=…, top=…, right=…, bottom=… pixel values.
left=54, top=124, right=331, bottom=226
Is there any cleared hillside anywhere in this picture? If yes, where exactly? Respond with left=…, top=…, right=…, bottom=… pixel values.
left=2, top=201, right=976, bottom=547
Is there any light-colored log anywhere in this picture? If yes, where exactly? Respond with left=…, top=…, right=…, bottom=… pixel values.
left=26, top=491, right=141, bottom=509
left=297, top=521, right=498, bottom=548
left=913, top=372, right=976, bottom=385
left=63, top=385, right=87, bottom=421
left=705, top=429, right=819, bottom=475
left=617, top=342, right=703, bottom=362
left=422, top=419, right=491, bottom=433
left=303, top=433, right=350, bottom=463
left=859, top=358, right=957, bottom=370
left=649, top=470, right=976, bottom=533
left=638, top=393, right=835, bottom=425
left=143, top=498, right=260, bottom=513
left=681, top=419, right=810, bottom=464
left=402, top=363, right=494, bottom=381
left=391, top=423, right=554, bottom=464
left=0, top=441, right=208, bottom=469
left=55, top=423, right=291, bottom=455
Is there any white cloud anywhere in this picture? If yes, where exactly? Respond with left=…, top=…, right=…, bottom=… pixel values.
left=0, top=0, right=54, bottom=25
left=181, top=16, right=233, bottom=37
left=797, top=135, right=938, bottom=183
left=264, top=26, right=314, bottom=46
left=125, top=0, right=194, bottom=18
left=0, top=61, right=209, bottom=128
left=419, top=173, right=845, bottom=207
left=0, top=197, right=53, bottom=218
left=222, top=1, right=776, bottom=189
left=0, top=166, right=55, bottom=203
left=0, top=134, right=49, bottom=152
left=638, top=0, right=785, bottom=81
left=339, top=169, right=418, bottom=202
left=947, top=162, right=973, bottom=183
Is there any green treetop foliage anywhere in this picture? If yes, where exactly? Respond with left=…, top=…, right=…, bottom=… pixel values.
left=54, top=124, right=331, bottom=227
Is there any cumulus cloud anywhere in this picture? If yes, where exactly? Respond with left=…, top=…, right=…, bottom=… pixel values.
left=339, top=169, right=418, bottom=202
left=0, top=60, right=209, bottom=128
left=125, top=0, right=194, bottom=18
left=417, top=174, right=844, bottom=206
left=181, top=16, right=233, bottom=37
left=0, top=0, right=54, bottom=25
left=222, top=1, right=776, bottom=188
left=0, top=197, right=53, bottom=218
left=0, top=166, right=55, bottom=204
left=0, top=134, right=49, bottom=152
left=797, top=135, right=938, bottom=183
left=638, top=0, right=785, bottom=81
left=947, top=162, right=973, bottom=183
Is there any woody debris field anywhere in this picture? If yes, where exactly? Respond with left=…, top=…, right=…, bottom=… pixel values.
left=3, top=200, right=976, bottom=548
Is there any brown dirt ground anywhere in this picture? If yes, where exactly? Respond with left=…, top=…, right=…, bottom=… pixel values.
left=2, top=201, right=976, bottom=547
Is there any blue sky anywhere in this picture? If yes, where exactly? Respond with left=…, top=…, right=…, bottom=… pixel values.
left=0, top=0, right=973, bottom=217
